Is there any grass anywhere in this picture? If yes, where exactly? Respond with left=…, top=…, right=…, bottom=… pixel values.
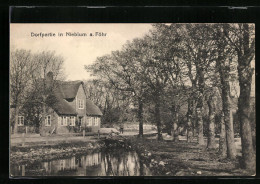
left=128, top=137, right=253, bottom=176
left=10, top=129, right=252, bottom=176
left=10, top=140, right=105, bottom=166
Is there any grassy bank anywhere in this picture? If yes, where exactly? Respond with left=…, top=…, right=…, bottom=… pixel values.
left=10, top=133, right=252, bottom=176
left=128, top=137, right=252, bottom=176
left=10, top=140, right=105, bottom=165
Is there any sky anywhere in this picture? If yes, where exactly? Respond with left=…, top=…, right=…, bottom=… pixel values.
left=10, top=23, right=255, bottom=97
left=10, top=23, right=153, bottom=81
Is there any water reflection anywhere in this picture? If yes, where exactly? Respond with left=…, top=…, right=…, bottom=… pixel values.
left=11, top=149, right=151, bottom=176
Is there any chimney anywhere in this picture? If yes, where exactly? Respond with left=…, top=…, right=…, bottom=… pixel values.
left=46, top=71, right=54, bottom=89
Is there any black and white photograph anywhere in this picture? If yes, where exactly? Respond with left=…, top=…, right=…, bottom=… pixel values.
left=9, top=23, right=255, bottom=177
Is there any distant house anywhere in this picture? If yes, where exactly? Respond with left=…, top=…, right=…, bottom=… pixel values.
left=40, top=72, right=103, bottom=136
left=13, top=72, right=103, bottom=135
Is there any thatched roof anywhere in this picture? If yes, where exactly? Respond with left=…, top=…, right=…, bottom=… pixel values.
left=54, top=81, right=84, bottom=99
left=36, top=79, right=84, bottom=100
left=86, top=99, right=103, bottom=116
left=49, top=82, right=102, bottom=116
left=34, top=77, right=102, bottom=116
left=46, top=95, right=77, bottom=115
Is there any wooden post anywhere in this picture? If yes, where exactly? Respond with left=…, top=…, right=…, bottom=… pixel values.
left=25, top=126, right=28, bottom=134
left=83, top=129, right=85, bottom=138
left=22, top=133, right=25, bottom=147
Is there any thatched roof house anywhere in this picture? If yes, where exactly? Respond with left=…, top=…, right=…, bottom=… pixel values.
left=14, top=72, right=103, bottom=135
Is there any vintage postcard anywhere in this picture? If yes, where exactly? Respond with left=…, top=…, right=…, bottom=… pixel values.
left=10, top=23, right=255, bottom=177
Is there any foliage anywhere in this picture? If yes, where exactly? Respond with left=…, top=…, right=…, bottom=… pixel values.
left=10, top=49, right=65, bottom=132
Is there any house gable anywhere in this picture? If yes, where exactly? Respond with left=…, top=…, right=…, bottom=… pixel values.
left=75, top=83, right=87, bottom=116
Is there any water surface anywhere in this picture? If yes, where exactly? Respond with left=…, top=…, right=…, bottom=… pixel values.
left=10, top=148, right=151, bottom=176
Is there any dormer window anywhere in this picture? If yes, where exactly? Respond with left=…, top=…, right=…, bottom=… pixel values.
left=78, top=99, right=84, bottom=109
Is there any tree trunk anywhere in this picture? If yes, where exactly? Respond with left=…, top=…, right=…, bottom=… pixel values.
left=186, top=99, right=193, bottom=132
left=216, top=34, right=236, bottom=159
left=190, top=82, right=197, bottom=137
left=171, top=103, right=179, bottom=142
left=186, top=99, right=193, bottom=142
left=196, top=66, right=205, bottom=146
left=238, top=83, right=255, bottom=171
left=106, top=154, right=113, bottom=176
left=196, top=107, right=204, bottom=145
left=222, top=86, right=236, bottom=159
left=220, top=64, right=236, bottom=159
left=236, top=24, right=256, bottom=172
left=196, top=91, right=204, bottom=145
left=186, top=120, right=193, bottom=143
left=138, top=99, right=144, bottom=138
left=192, top=100, right=197, bottom=137
left=155, top=98, right=163, bottom=141
left=186, top=99, right=192, bottom=124
left=172, top=122, right=179, bottom=142
left=207, top=96, right=216, bottom=149
left=13, top=106, right=19, bottom=134
left=172, top=105, right=179, bottom=142
left=219, top=112, right=227, bottom=157
left=238, top=66, right=255, bottom=172
left=139, top=156, right=144, bottom=176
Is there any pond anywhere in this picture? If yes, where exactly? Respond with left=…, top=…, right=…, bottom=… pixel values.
left=10, top=148, right=151, bottom=176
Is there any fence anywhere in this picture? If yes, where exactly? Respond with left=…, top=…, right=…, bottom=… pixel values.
left=11, top=130, right=101, bottom=147
left=10, top=126, right=38, bottom=134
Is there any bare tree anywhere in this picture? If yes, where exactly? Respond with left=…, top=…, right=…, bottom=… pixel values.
left=180, top=24, right=216, bottom=145
left=151, top=24, right=188, bottom=142
left=30, top=51, right=65, bottom=135
left=86, top=39, right=149, bottom=137
left=213, top=25, right=237, bottom=159
left=223, top=23, right=255, bottom=172
left=139, top=33, right=171, bottom=141
left=10, top=49, right=38, bottom=134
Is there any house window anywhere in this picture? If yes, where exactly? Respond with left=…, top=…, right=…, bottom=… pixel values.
left=45, top=115, right=51, bottom=126
left=67, top=117, right=70, bottom=126
left=86, top=117, right=91, bottom=126
left=62, top=116, right=67, bottom=126
left=94, top=117, right=99, bottom=126
left=18, top=116, right=24, bottom=126
left=59, top=116, right=70, bottom=126
left=78, top=99, right=84, bottom=109
left=70, top=117, right=75, bottom=126
left=60, top=116, right=63, bottom=126
left=91, top=117, right=94, bottom=126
